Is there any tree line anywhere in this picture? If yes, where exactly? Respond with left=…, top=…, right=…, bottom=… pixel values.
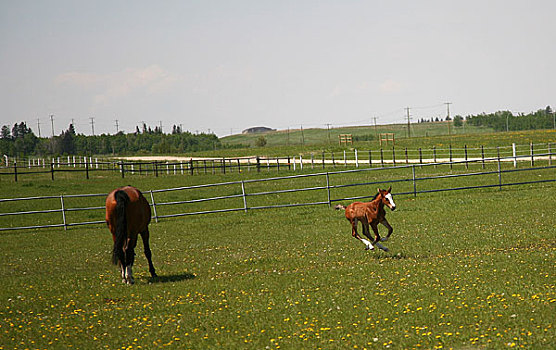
left=0, top=122, right=224, bottom=157
left=466, top=106, right=555, bottom=131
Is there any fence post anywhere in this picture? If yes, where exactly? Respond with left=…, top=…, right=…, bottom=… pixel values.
left=322, top=151, right=325, bottom=169
left=405, top=148, right=409, bottom=164
left=14, top=161, right=17, bottom=182
left=256, top=157, right=261, bottom=173
left=326, top=172, right=331, bottom=207
left=464, top=145, right=468, bottom=169
left=412, top=165, right=417, bottom=197
left=481, top=145, right=485, bottom=169
left=154, top=162, right=159, bottom=177
left=149, top=191, right=158, bottom=223
left=433, top=146, right=437, bottom=167
left=530, top=142, right=534, bottom=167
left=343, top=150, right=347, bottom=167
left=392, top=146, right=396, bottom=166
left=355, top=149, right=358, bottom=167
left=60, top=195, right=67, bottom=231
left=449, top=145, right=453, bottom=170
left=549, top=143, right=552, bottom=166
left=380, top=148, right=384, bottom=167
left=369, top=150, right=372, bottom=167
left=419, top=148, right=422, bottom=166
left=51, top=159, right=55, bottom=180
left=85, top=158, right=89, bottom=179
left=241, top=181, right=248, bottom=213
left=311, top=153, right=314, bottom=169
left=190, top=160, right=194, bottom=175
left=331, top=152, right=335, bottom=168
left=288, top=156, right=291, bottom=170
left=497, top=147, right=502, bottom=190
left=120, top=161, right=125, bottom=178
left=512, top=143, right=517, bottom=168
left=222, top=158, right=226, bottom=174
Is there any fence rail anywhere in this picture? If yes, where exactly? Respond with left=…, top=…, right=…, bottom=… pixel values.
left=1, top=142, right=554, bottom=181
left=1, top=152, right=555, bottom=232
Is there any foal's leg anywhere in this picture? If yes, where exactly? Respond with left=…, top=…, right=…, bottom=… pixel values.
left=370, top=222, right=389, bottom=252
left=380, top=219, right=394, bottom=242
left=361, top=220, right=375, bottom=250
left=352, top=218, right=373, bottom=250
left=140, top=229, right=157, bottom=278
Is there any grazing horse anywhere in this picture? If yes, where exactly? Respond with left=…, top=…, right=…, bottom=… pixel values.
left=105, top=186, right=157, bottom=284
left=335, top=187, right=396, bottom=251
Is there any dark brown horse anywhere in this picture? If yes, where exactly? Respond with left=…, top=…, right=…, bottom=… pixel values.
left=105, top=186, right=157, bottom=284
left=335, top=187, right=396, bottom=251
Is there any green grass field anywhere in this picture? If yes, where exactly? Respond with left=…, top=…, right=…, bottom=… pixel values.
left=1, top=163, right=555, bottom=349
left=211, top=126, right=556, bottom=161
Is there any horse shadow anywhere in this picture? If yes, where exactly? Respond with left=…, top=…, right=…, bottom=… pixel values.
left=146, top=272, right=196, bottom=284
left=370, top=251, right=411, bottom=260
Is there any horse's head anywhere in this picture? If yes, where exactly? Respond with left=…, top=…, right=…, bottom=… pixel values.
left=377, top=187, right=396, bottom=211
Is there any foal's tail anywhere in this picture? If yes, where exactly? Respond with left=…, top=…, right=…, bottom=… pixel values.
left=334, top=204, right=346, bottom=210
left=112, top=190, right=130, bottom=265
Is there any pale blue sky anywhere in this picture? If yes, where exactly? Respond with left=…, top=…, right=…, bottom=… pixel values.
left=1, top=1, right=555, bottom=136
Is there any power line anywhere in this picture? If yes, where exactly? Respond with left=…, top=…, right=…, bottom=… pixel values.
left=90, top=117, right=95, bottom=136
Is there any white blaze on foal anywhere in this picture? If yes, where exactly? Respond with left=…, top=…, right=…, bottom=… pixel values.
left=385, top=193, right=396, bottom=210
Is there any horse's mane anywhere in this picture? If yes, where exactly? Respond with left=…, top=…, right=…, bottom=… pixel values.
left=371, top=191, right=380, bottom=200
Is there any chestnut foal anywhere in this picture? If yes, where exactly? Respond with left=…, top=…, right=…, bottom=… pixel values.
left=335, top=187, right=396, bottom=251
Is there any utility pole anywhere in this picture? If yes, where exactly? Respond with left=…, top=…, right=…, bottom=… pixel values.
left=159, top=121, right=163, bottom=133
left=445, top=102, right=452, bottom=135
left=90, top=117, right=95, bottom=136
left=326, top=123, right=331, bottom=144
left=36, top=118, right=41, bottom=138
left=50, top=114, right=54, bottom=137
left=115, top=119, right=119, bottom=133
left=373, top=117, right=378, bottom=137
left=287, top=128, right=290, bottom=146
left=405, top=107, right=411, bottom=138
left=300, top=125, right=305, bottom=145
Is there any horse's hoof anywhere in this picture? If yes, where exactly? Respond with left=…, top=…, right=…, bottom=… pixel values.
left=381, top=237, right=389, bottom=242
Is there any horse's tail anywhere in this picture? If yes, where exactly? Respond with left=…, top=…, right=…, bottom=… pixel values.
left=112, top=190, right=130, bottom=265
left=334, top=204, right=346, bottom=211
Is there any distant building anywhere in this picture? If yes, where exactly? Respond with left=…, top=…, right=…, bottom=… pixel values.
left=242, top=127, right=275, bottom=134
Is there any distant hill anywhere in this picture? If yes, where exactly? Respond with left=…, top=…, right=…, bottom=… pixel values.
left=223, top=122, right=494, bottom=148
left=242, top=127, right=275, bottom=134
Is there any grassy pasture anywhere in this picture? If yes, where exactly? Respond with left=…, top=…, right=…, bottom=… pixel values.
left=217, top=125, right=556, bottom=158
left=1, top=169, right=555, bottom=349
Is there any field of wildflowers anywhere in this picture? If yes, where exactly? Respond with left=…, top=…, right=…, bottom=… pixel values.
left=0, top=170, right=554, bottom=349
